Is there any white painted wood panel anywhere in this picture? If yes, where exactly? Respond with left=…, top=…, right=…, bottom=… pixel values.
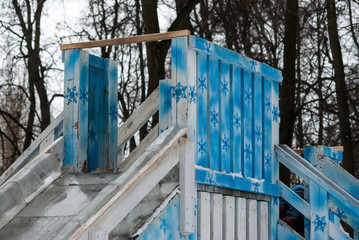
left=211, top=193, right=223, bottom=240
left=223, top=196, right=235, bottom=240
left=247, top=199, right=258, bottom=240
left=257, top=201, right=268, bottom=240
left=235, top=197, right=246, bottom=240
left=198, top=192, right=211, bottom=240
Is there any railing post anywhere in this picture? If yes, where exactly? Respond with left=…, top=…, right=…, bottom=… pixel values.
left=63, top=50, right=118, bottom=172
left=309, top=180, right=329, bottom=239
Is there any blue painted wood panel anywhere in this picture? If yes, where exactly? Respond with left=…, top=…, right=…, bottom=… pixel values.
left=263, top=78, right=272, bottom=181
left=253, top=74, right=263, bottom=179
left=159, top=79, right=172, bottom=134
left=136, top=194, right=196, bottom=240
left=243, top=70, right=253, bottom=178
left=196, top=53, right=208, bottom=167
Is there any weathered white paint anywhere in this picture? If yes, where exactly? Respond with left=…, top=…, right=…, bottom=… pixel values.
left=211, top=193, right=223, bottom=240
left=223, top=196, right=235, bottom=240
left=71, top=129, right=188, bottom=239
left=235, top=197, right=246, bottom=240
left=179, top=137, right=195, bottom=235
left=198, top=192, right=211, bottom=240
left=257, top=201, right=268, bottom=240
left=247, top=199, right=257, bottom=240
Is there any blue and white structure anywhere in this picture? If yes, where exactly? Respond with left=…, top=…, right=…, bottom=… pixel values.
left=0, top=33, right=358, bottom=240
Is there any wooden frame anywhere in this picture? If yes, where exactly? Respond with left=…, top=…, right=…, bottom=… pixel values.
left=60, top=30, right=191, bottom=50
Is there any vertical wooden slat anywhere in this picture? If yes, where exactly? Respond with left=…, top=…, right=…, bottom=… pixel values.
left=107, top=59, right=118, bottom=171
left=211, top=193, right=223, bottom=240
left=76, top=50, right=89, bottom=172
left=197, top=53, right=208, bottom=167
left=198, top=192, right=211, bottom=240
left=187, top=43, right=197, bottom=141
left=232, top=66, right=242, bottom=174
left=235, top=197, right=246, bottom=240
left=223, top=196, right=235, bottom=240
left=159, top=79, right=172, bottom=133
left=309, top=180, right=329, bottom=239
left=247, top=199, right=258, bottom=240
left=171, top=37, right=178, bottom=127
left=263, top=78, right=272, bottom=181
left=220, top=62, right=231, bottom=173
left=257, top=201, right=269, bottom=240
left=176, top=36, right=188, bottom=128
left=354, top=230, right=359, bottom=240
left=253, top=74, right=263, bottom=179
left=180, top=138, right=195, bottom=235
left=243, top=70, right=253, bottom=177
left=271, top=81, right=280, bottom=240
left=208, top=57, right=220, bottom=171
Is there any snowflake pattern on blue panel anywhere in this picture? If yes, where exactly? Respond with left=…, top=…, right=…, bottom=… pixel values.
left=244, top=88, right=252, bottom=105
left=210, top=109, right=219, bottom=127
left=331, top=152, right=340, bottom=164
left=88, top=127, right=96, bottom=143
left=335, top=208, right=347, bottom=220
left=64, top=86, right=79, bottom=105
left=253, top=182, right=260, bottom=192
left=249, top=59, right=257, bottom=71
left=79, top=89, right=88, bottom=104
left=171, top=82, right=187, bottom=103
left=159, top=216, right=168, bottom=234
left=198, top=74, right=207, bottom=93
left=272, top=106, right=279, bottom=122
left=188, top=85, right=197, bottom=104
left=265, top=96, right=271, bottom=112
left=264, top=152, right=271, bottom=167
left=313, top=214, right=327, bottom=232
left=109, top=106, right=117, bottom=122
left=244, top=143, right=252, bottom=160
left=207, top=172, right=215, bottom=184
left=204, top=41, right=213, bottom=54
left=221, top=78, right=229, bottom=96
left=222, top=135, right=230, bottom=153
left=255, top=125, right=262, bottom=142
left=233, top=113, right=241, bottom=130
left=194, top=200, right=197, bottom=217
left=198, top=138, right=207, bottom=157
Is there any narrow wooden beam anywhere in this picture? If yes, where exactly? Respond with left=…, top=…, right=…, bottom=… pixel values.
left=60, top=30, right=191, bottom=50
left=292, top=146, right=343, bottom=155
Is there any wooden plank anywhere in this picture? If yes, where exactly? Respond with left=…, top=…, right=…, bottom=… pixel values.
left=188, top=35, right=283, bottom=82
left=61, top=30, right=191, bottom=50
left=263, top=78, right=272, bottom=181
left=76, top=50, right=89, bottom=172
left=159, top=80, right=172, bottom=133
left=277, top=220, right=304, bottom=240
left=118, top=124, right=158, bottom=173
left=71, top=129, right=188, bottom=239
left=253, top=74, right=263, bottom=179
left=187, top=43, right=197, bottom=141
left=232, top=66, right=242, bottom=174
left=175, top=37, right=188, bottom=128
left=179, top=138, right=195, bottom=235
left=220, top=62, right=231, bottom=173
left=247, top=199, right=257, bottom=240
left=195, top=168, right=281, bottom=196
left=270, top=81, right=280, bottom=240
left=171, top=37, right=178, bottom=129
left=210, top=193, right=223, bottom=240
left=279, top=181, right=310, bottom=218
left=107, top=59, right=118, bottom=171
left=235, top=197, right=246, bottom=240
left=197, top=53, right=208, bottom=167
left=257, top=201, right=268, bottom=240
left=208, top=56, right=220, bottom=171
left=328, top=222, right=351, bottom=240
left=243, top=70, right=253, bottom=178
left=117, top=87, right=159, bottom=153
left=223, top=196, right=235, bottom=240
left=309, top=180, right=329, bottom=239
left=294, top=146, right=344, bottom=155
left=198, top=192, right=211, bottom=240
left=355, top=230, right=359, bottom=240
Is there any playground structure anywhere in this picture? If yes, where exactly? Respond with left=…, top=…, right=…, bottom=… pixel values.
left=0, top=30, right=358, bottom=239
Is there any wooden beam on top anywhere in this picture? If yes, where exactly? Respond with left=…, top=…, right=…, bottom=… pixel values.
left=292, top=146, right=344, bottom=155
left=60, top=30, right=191, bottom=50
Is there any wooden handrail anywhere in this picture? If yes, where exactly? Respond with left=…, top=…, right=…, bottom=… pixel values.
left=292, top=145, right=343, bottom=155
left=60, top=30, right=191, bottom=50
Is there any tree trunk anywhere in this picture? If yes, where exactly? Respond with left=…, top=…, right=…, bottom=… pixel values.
left=279, top=0, right=298, bottom=186
left=326, top=0, right=355, bottom=175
